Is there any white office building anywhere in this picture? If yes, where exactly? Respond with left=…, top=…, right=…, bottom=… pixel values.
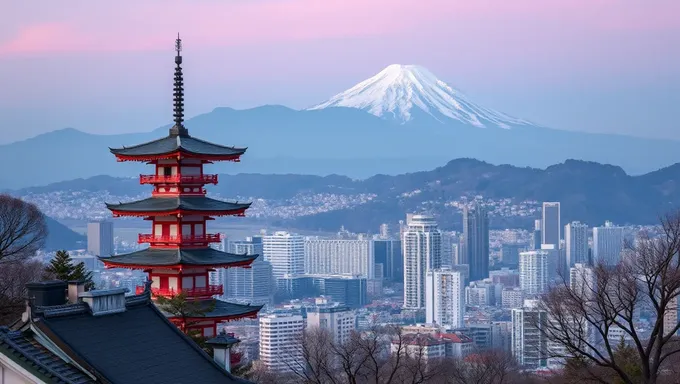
left=403, top=215, right=442, bottom=309
left=565, top=221, right=589, bottom=267
left=224, top=236, right=273, bottom=306
left=425, top=268, right=464, bottom=329
left=263, top=232, right=305, bottom=286
left=259, top=313, right=305, bottom=372
left=519, top=250, right=549, bottom=295
left=511, top=299, right=548, bottom=369
left=305, top=238, right=374, bottom=278
left=306, top=303, right=356, bottom=345
left=593, top=221, right=624, bottom=266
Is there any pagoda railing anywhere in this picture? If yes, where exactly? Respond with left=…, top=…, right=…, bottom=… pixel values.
left=138, top=233, right=222, bottom=244
left=136, top=284, right=224, bottom=297
left=139, top=174, right=218, bottom=184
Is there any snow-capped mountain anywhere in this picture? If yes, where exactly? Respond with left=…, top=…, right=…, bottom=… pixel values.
left=308, top=64, right=536, bottom=129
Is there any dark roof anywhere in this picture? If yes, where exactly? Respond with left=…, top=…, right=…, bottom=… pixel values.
left=159, top=300, right=263, bottom=321
left=0, top=327, right=94, bottom=384
left=106, top=196, right=251, bottom=214
left=99, top=247, right=258, bottom=268
left=206, top=332, right=240, bottom=348
left=109, top=134, right=247, bottom=158
left=30, top=295, right=250, bottom=384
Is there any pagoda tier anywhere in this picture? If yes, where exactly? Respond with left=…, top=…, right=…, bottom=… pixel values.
left=106, top=196, right=251, bottom=217
left=109, top=134, right=247, bottom=162
left=164, top=300, right=263, bottom=337
left=100, top=247, right=257, bottom=270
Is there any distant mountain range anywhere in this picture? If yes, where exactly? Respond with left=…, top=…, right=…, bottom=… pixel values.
left=44, top=217, right=85, bottom=251
left=2, top=65, right=680, bottom=189
left=12, top=158, right=680, bottom=233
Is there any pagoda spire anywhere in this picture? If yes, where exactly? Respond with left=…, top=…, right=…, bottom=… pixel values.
left=170, top=33, right=188, bottom=137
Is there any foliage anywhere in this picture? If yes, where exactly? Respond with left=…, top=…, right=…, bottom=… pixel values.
left=43, top=250, right=95, bottom=290
left=0, top=260, right=44, bottom=325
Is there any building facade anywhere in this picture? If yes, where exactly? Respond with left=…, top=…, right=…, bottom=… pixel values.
left=224, top=236, right=273, bottom=306
left=306, top=305, right=356, bottom=345
left=463, top=204, right=490, bottom=282
left=519, top=250, right=549, bottom=295
left=403, top=215, right=442, bottom=309
left=512, top=300, right=548, bottom=369
left=541, top=202, right=561, bottom=248
left=425, top=268, right=465, bottom=329
left=305, top=238, right=374, bottom=278
left=565, top=221, right=589, bottom=267
left=87, top=221, right=114, bottom=257
left=263, top=231, right=305, bottom=286
left=259, top=313, right=305, bottom=372
left=373, top=238, right=403, bottom=282
left=593, top=221, right=624, bottom=266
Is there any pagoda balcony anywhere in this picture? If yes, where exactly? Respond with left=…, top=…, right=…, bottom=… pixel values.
left=138, top=233, right=222, bottom=244
left=139, top=174, right=218, bottom=185
left=135, top=284, right=224, bottom=297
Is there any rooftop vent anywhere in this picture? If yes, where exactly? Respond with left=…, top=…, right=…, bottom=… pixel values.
left=26, top=281, right=67, bottom=307
left=79, top=288, right=127, bottom=316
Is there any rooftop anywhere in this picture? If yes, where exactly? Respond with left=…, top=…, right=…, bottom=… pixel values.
left=99, top=247, right=258, bottom=269
left=110, top=134, right=247, bottom=161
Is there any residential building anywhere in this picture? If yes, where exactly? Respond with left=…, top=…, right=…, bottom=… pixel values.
left=501, top=243, right=524, bottom=266
left=541, top=202, right=561, bottom=248
left=512, top=300, right=549, bottom=369
left=593, top=221, right=624, bottom=266
left=87, top=220, right=114, bottom=257
left=565, top=221, right=589, bottom=267
left=305, top=238, right=374, bottom=278
left=463, top=205, right=490, bottom=282
left=259, top=313, right=305, bottom=372
left=263, top=231, right=305, bottom=286
left=425, top=268, right=465, bottom=329
left=532, top=220, right=542, bottom=250
left=502, top=287, right=525, bottom=309
left=306, top=303, right=356, bottom=345
left=403, top=215, right=442, bottom=309
left=519, top=250, right=549, bottom=295
left=225, top=236, right=273, bottom=307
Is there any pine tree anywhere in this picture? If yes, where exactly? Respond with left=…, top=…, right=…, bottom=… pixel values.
left=44, top=250, right=95, bottom=290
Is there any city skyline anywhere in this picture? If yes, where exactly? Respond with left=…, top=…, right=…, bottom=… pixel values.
left=1, top=1, right=679, bottom=143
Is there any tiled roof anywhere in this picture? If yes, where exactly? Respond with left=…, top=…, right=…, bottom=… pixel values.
left=99, top=247, right=258, bottom=268
left=0, top=327, right=94, bottom=384
left=110, top=134, right=246, bottom=158
left=105, top=196, right=251, bottom=214
left=159, top=300, right=263, bottom=321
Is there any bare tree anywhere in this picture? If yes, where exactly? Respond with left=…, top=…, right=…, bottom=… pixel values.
left=539, top=210, right=680, bottom=384
left=0, top=194, right=47, bottom=264
left=445, top=350, right=525, bottom=384
left=0, top=260, right=44, bottom=324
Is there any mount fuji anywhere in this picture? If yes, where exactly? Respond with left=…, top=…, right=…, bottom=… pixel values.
left=309, top=64, right=536, bottom=129
left=1, top=64, right=680, bottom=188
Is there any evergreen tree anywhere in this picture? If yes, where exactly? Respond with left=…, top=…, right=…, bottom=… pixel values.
left=44, top=250, right=95, bottom=290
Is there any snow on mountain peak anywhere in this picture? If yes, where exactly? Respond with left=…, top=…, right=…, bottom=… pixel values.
left=308, top=64, right=534, bottom=129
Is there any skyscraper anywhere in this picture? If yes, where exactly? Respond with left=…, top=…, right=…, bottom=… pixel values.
left=425, top=268, right=465, bottom=329
left=373, top=239, right=403, bottom=282
left=519, top=250, right=549, bottom=295
left=262, top=231, right=305, bottom=286
left=532, top=220, right=542, bottom=250
left=87, top=221, right=114, bottom=257
left=541, top=202, right=561, bottom=248
left=512, top=300, right=548, bottom=369
left=463, top=204, right=490, bottom=282
left=403, top=215, right=442, bottom=309
left=224, top=236, right=273, bottom=306
left=565, top=221, right=589, bottom=267
left=259, top=313, right=304, bottom=372
left=592, top=221, right=624, bottom=266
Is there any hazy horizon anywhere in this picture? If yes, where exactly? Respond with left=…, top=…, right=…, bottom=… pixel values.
left=1, top=0, right=679, bottom=144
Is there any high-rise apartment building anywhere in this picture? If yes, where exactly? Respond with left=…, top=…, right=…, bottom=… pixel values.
left=403, top=215, right=442, bottom=309
left=463, top=204, right=490, bottom=282
left=305, top=238, right=374, bottom=278
left=565, top=222, right=589, bottom=267
left=224, top=236, right=273, bottom=306
left=569, top=263, right=595, bottom=297
left=519, top=250, right=549, bottom=295
left=87, top=221, right=114, bottom=257
left=259, top=313, right=305, bottom=372
left=512, top=300, right=548, bottom=369
left=593, top=221, right=624, bottom=266
left=532, top=220, right=542, bottom=250
left=425, top=268, right=464, bottom=329
left=541, top=202, right=561, bottom=248
left=262, top=231, right=305, bottom=286
left=373, top=239, right=402, bottom=282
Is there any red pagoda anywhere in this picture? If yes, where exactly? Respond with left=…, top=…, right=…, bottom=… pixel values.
left=100, top=36, right=262, bottom=338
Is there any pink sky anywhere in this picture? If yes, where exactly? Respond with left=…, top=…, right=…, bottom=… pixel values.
left=0, top=0, right=679, bottom=143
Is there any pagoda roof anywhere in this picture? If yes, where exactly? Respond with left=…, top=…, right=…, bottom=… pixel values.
left=99, top=247, right=258, bottom=269
left=161, top=300, right=263, bottom=321
left=106, top=196, right=251, bottom=216
left=110, top=134, right=247, bottom=161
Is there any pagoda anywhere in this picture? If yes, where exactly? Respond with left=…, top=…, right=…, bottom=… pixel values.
left=100, top=35, right=262, bottom=338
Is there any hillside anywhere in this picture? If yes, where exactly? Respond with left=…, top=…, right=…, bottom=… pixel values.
left=44, top=216, right=86, bottom=251
left=12, top=159, right=680, bottom=232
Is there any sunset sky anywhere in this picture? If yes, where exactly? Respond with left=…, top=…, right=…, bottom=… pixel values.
left=1, top=0, right=678, bottom=143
